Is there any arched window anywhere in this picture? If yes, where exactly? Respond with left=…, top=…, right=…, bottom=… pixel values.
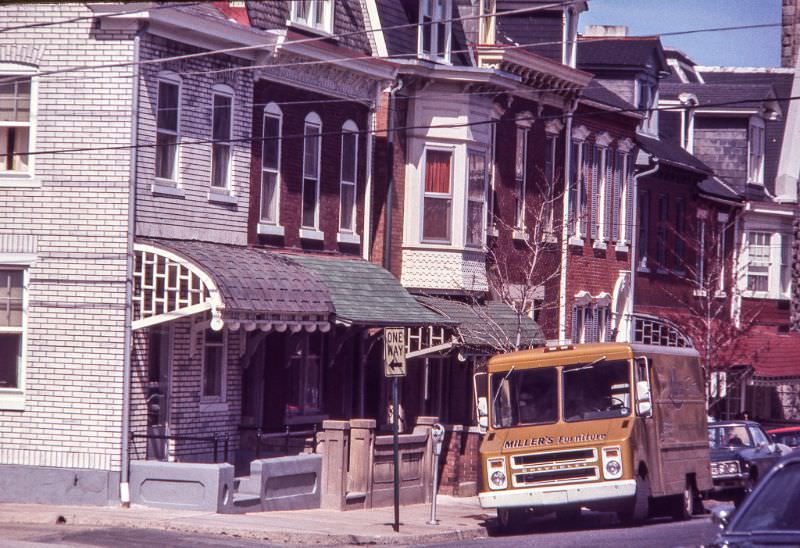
left=339, top=120, right=358, bottom=233
left=155, top=71, right=181, bottom=182
left=260, top=102, right=282, bottom=225
left=210, top=83, right=234, bottom=189
left=301, top=112, right=322, bottom=230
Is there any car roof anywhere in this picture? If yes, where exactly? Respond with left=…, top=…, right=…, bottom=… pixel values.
left=767, top=426, right=800, bottom=434
left=710, top=420, right=761, bottom=427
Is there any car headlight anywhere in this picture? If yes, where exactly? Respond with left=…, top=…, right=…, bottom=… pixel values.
left=487, top=457, right=507, bottom=490
left=711, top=460, right=740, bottom=476
left=602, top=446, right=623, bottom=480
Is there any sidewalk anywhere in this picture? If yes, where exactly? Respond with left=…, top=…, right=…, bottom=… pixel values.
left=0, top=496, right=493, bottom=546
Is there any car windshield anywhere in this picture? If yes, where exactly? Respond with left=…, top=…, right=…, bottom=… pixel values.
left=730, top=461, right=800, bottom=533
left=491, top=367, right=558, bottom=428
left=709, top=425, right=753, bottom=448
left=562, top=360, right=631, bottom=422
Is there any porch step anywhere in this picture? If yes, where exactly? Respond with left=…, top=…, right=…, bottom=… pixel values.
left=235, top=475, right=261, bottom=495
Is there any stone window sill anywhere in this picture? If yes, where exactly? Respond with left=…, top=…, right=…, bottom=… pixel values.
left=257, top=223, right=285, bottom=237
left=300, top=228, right=325, bottom=241
left=0, top=390, right=25, bottom=411
left=207, top=189, right=237, bottom=205
left=152, top=181, right=185, bottom=198
left=199, top=401, right=229, bottom=413
left=337, top=232, right=361, bottom=245
left=568, top=236, right=584, bottom=247
left=512, top=228, right=529, bottom=242
left=0, top=174, right=40, bottom=188
left=593, top=240, right=607, bottom=250
left=614, top=242, right=630, bottom=253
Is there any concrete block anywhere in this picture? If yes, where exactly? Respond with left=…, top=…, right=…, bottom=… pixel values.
left=250, top=454, right=322, bottom=511
left=129, top=460, right=234, bottom=513
left=0, top=465, right=118, bottom=506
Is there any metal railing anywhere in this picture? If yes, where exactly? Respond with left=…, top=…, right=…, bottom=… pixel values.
left=240, top=425, right=318, bottom=458
left=130, top=432, right=230, bottom=463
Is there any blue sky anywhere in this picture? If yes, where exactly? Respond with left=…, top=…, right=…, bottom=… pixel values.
left=581, top=0, right=782, bottom=67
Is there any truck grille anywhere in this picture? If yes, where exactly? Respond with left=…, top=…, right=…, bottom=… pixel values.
left=510, top=448, right=597, bottom=469
left=510, top=448, right=600, bottom=487
left=514, top=466, right=599, bottom=486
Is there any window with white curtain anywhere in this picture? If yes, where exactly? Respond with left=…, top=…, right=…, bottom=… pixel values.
left=290, top=0, right=333, bottom=33
left=260, top=103, right=282, bottom=225
left=339, top=120, right=358, bottom=233
left=211, top=85, right=234, bottom=189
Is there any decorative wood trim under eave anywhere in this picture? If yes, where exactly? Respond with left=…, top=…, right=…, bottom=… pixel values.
left=572, top=124, right=591, bottom=142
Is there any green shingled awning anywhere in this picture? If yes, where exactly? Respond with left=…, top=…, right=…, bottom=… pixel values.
left=287, top=254, right=453, bottom=327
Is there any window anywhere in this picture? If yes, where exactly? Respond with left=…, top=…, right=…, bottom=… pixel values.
left=466, top=151, right=487, bottom=247
left=742, top=230, right=790, bottom=298
left=572, top=305, right=595, bottom=344
left=201, top=328, right=226, bottom=399
left=286, top=333, right=323, bottom=417
left=637, top=190, right=650, bottom=269
left=597, top=305, right=611, bottom=343
left=618, top=151, right=632, bottom=244
left=0, top=269, right=24, bottom=401
left=656, top=195, right=668, bottom=268
left=0, top=73, right=34, bottom=175
left=746, top=231, right=770, bottom=293
left=543, top=135, right=557, bottom=236
left=211, top=87, right=233, bottom=189
left=339, top=121, right=358, bottom=233
left=591, top=144, right=605, bottom=241
left=637, top=78, right=658, bottom=134
left=569, top=140, right=586, bottom=238
left=696, top=212, right=707, bottom=284
left=717, top=213, right=727, bottom=292
left=422, top=148, right=452, bottom=242
left=290, top=0, right=333, bottom=33
left=478, top=0, right=496, bottom=45
left=418, top=0, right=452, bottom=62
left=155, top=76, right=180, bottom=181
left=601, top=148, right=613, bottom=242
left=487, top=121, right=497, bottom=234
left=584, top=143, right=597, bottom=239
left=675, top=198, right=686, bottom=267
left=514, top=126, right=528, bottom=229
left=260, top=103, right=282, bottom=225
left=301, top=112, right=322, bottom=229
left=748, top=117, right=765, bottom=185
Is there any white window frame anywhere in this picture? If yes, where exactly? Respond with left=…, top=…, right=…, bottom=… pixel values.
left=595, top=144, right=609, bottom=245
left=420, top=145, right=454, bottom=244
left=154, top=72, right=181, bottom=184
left=200, top=327, right=227, bottom=405
left=741, top=229, right=790, bottom=299
left=258, top=102, right=283, bottom=235
left=0, top=262, right=30, bottom=411
left=514, top=123, right=529, bottom=232
left=478, top=0, right=496, bottom=45
left=338, top=120, right=359, bottom=241
left=0, top=64, right=37, bottom=185
left=716, top=212, right=728, bottom=294
left=289, top=0, right=333, bottom=34
left=418, top=0, right=452, bottom=63
left=301, top=112, right=323, bottom=235
left=747, top=116, right=765, bottom=185
left=210, top=84, right=234, bottom=191
left=465, top=148, right=488, bottom=248
left=543, top=134, right=558, bottom=238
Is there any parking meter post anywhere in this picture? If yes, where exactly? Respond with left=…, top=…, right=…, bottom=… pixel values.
left=392, top=377, right=400, bottom=533
left=428, top=423, right=445, bottom=525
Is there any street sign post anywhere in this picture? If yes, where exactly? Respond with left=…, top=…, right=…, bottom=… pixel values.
left=384, top=327, right=406, bottom=532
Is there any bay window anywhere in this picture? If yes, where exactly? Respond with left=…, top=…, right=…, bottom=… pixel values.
left=0, top=74, right=33, bottom=175
left=155, top=75, right=180, bottom=181
left=748, top=117, right=765, bottom=185
left=466, top=151, right=487, bottom=247
left=290, top=0, right=333, bottom=33
left=211, top=86, right=233, bottom=189
left=419, top=0, right=451, bottom=62
left=260, top=103, right=282, bottom=226
left=301, top=112, right=322, bottom=230
left=339, top=121, right=358, bottom=234
left=422, top=148, right=453, bottom=242
left=745, top=231, right=770, bottom=293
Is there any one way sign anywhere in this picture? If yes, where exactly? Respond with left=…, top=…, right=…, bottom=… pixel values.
left=383, top=327, right=407, bottom=377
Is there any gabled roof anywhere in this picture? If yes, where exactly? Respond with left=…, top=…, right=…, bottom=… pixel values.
left=636, top=134, right=712, bottom=175
left=580, top=78, right=639, bottom=115
left=576, top=36, right=669, bottom=75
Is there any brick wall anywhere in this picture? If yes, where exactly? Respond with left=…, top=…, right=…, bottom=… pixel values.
left=0, top=4, right=134, bottom=472
left=783, top=0, right=800, bottom=68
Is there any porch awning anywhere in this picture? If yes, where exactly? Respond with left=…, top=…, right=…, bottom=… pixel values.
left=286, top=254, right=452, bottom=327
left=133, top=239, right=333, bottom=332
left=417, top=296, right=545, bottom=350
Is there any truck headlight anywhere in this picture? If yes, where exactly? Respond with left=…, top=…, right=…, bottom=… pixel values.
left=487, top=457, right=507, bottom=490
left=602, top=446, right=623, bottom=480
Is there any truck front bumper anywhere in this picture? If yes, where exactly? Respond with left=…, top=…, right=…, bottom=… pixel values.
left=479, top=479, right=637, bottom=509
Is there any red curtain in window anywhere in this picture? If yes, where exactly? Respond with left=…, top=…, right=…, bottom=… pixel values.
left=425, top=150, right=451, bottom=194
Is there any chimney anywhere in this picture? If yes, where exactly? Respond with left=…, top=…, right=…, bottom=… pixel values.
left=583, top=25, right=629, bottom=38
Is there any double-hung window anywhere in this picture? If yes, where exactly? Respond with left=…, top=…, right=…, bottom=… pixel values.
left=155, top=75, right=180, bottom=181
left=339, top=121, right=358, bottom=234
left=422, top=148, right=452, bottom=243
left=748, top=117, right=765, bottom=185
left=0, top=269, right=24, bottom=409
left=637, top=190, right=650, bottom=269
left=543, top=135, right=557, bottom=237
left=0, top=71, right=35, bottom=177
left=260, top=103, right=282, bottom=226
left=583, top=143, right=597, bottom=239
left=211, top=86, right=234, bottom=189
left=301, top=112, right=322, bottom=230
left=743, top=230, right=791, bottom=298
left=202, top=328, right=226, bottom=401
left=745, top=231, right=771, bottom=293
left=466, top=151, right=487, bottom=247
left=569, top=140, right=586, bottom=238
left=290, top=0, right=333, bottom=33
left=418, top=0, right=452, bottom=62
left=716, top=213, right=727, bottom=293
left=287, top=333, right=323, bottom=418
left=514, top=125, right=528, bottom=230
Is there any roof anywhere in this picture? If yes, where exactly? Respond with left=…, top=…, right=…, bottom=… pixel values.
left=635, top=134, right=713, bottom=175
left=576, top=36, right=668, bottom=74
left=140, top=239, right=334, bottom=319
left=659, top=82, right=779, bottom=112
left=698, top=176, right=744, bottom=202
left=580, top=78, right=637, bottom=113
left=737, top=326, right=800, bottom=379
left=417, top=296, right=544, bottom=350
left=287, top=254, right=451, bottom=327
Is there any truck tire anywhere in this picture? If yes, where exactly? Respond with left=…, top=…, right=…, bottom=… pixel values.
left=618, top=473, right=650, bottom=525
left=671, top=480, right=696, bottom=521
left=497, top=508, right=526, bottom=533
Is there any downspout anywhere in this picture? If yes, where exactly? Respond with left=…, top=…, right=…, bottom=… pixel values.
left=363, top=81, right=382, bottom=261
left=383, top=78, right=404, bottom=271
left=627, top=157, right=660, bottom=342
left=558, top=99, right=579, bottom=343
left=120, top=29, right=142, bottom=507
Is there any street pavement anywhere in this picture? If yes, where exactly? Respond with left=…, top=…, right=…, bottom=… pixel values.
left=0, top=496, right=718, bottom=547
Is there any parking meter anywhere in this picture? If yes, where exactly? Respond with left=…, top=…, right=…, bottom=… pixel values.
left=429, top=423, right=446, bottom=524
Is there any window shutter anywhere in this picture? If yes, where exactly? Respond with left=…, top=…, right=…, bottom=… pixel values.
left=590, top=145, right=598, bottom=240
left=612, top=152, right=621, bottom=242
left=624, top=156, right=633, bottom=243
left=604, top=150, right=614, bottom=241
left=605, top=307, right=613, bottom=342
left=580, top=146, right=589, bottom=237
left=571, top=304, right=578, bottom=342
left=590, top=306, right=599, bottom=343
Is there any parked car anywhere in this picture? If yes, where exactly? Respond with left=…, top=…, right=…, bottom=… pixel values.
left=768, top=426, right=800, bottom=450
left=707, top=452, right=800, bottom=547
left=708, top=420, right=788, bottom=501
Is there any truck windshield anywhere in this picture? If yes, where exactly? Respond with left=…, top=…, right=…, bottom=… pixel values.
left=563, top=359, right=631, bottom=422
left=491, top=367, right=558, bottom=428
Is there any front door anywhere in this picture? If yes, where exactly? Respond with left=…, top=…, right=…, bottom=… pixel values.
left=146, top=325, right=171, bottom=460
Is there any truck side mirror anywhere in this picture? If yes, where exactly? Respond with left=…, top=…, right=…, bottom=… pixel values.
left=635, top=380, right=652, bottom=417
left=477, top=396, right=488, bottom=433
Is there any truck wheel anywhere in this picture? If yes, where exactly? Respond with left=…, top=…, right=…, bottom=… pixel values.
left=497, top=508, right=526, bottom=533
left=618, top=473, right=650, bottom=525
left=671, top=481, right=696, bottom=521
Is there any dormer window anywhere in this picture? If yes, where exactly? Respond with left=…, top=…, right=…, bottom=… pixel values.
left=418, top=0, right=451, bottom=62
left=748, top=117, right=765, bottom=185
left=636, top=78, right=658, bottom=135
left=290, top=0, right=333, bottom=34
left=478, top=0, right=495, bottom=45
